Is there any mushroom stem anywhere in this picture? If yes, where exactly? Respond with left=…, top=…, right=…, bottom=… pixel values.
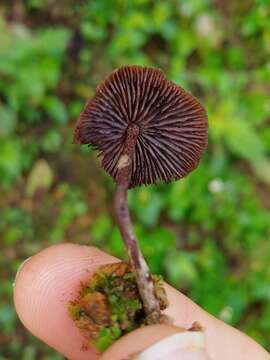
left=114, top=125, right=161, bottom=318
left=114, top=183, right=161, bottom=317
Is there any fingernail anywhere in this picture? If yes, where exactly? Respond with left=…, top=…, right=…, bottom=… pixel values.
left=13, top=257, right=32, bottom=287
left=134, top=330, right=211, bottom=360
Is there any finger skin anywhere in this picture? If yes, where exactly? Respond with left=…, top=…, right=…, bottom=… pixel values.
left=100, top=325, right=185, bottom=360
left=14, top=244, right=270, bottom=360
left=14, top=244, right=116, bottom=360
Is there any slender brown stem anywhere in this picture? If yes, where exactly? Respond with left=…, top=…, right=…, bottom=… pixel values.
left=114, top=124, right=161, bottom=317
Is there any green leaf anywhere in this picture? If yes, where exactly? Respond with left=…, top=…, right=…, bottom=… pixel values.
left=0, top=105, right=17, bottom=136
left=43, top=96, right=68, bottom=124
left=41, top=129, right=62, bottom=153
left=253, top=159, right=270, bottom=185
left=224, top=120, right=264, bottom=164
left=165, top=252, right=198, bottom=289
left=0, top=138, right=21, bottom=186
left=130, top=188, right=164, bottom=226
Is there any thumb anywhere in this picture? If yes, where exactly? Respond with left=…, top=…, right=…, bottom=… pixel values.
left=101, top=324, right=211, bottom=360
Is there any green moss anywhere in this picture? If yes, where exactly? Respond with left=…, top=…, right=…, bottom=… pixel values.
left=92, top=326, right=122, bottom=353
left=68, top=262, right=167, bottom=353
left=68, top=304, right=82, bottom=320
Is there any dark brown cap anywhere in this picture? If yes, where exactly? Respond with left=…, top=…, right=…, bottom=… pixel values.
left=74, top=66, right=208, bottom=188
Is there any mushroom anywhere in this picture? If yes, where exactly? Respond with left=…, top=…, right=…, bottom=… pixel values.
left=74, top=65, right=208, bottom=322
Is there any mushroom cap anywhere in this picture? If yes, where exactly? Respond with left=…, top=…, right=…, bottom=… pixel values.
left=74, top=66, right=208, bottom=188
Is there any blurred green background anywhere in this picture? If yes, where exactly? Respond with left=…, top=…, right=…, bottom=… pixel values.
left=0, top=0, right=270, bottom=358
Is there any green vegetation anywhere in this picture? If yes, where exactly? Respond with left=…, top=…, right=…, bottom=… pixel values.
left=0, top=0, right=270, bottom=358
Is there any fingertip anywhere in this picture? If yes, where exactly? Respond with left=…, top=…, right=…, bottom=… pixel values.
left=14, top=243, right=118, bottom=360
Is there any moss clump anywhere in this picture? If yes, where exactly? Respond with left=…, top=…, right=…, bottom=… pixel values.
left=68, top=262, right=168, bottom=353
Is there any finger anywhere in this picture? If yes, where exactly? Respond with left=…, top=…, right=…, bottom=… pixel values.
left=14, top=243, right=117, bottom=360
left=105, top=287, right=270, bottom=360
left=14, top=244, right=269, bottom=360
left=100, top=324, right=186, bottom=360
left=164, top=284, right=269, bottom=360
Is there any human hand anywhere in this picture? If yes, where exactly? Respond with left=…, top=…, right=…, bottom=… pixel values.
left=14, top=244, right=270, bottom=360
